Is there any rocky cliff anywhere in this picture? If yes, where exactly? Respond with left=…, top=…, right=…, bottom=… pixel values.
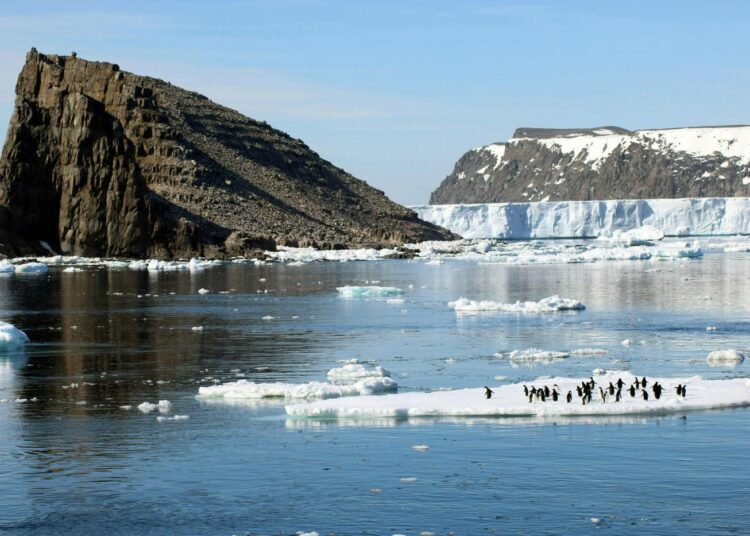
left=0, top=50, right=454, bottom=258
left=430, top=126, right=750, bottom=204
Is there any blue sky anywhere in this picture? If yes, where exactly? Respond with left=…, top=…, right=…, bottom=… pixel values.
left=1, top=0, right=749, bottom=204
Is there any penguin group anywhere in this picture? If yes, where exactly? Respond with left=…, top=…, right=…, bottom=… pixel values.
left=519, top=376, right=686, bottom=405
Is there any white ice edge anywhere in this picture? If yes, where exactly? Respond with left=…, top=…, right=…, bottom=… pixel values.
left=285, top=372, right=750, bottom=420
left=0, top=321, right=30, bottom=347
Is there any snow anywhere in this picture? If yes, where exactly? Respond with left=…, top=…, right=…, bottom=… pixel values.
left=285, top=372, right=750, bottom=420
left=449, top=295, right=585, bottom=314
left=410, top=198, right=750, bottom=239
left=706, top=349, right=745, bottom=366
left=0, top=321, right=30, bottom=347
left=197, top=362, right=397, bottom=401
left=337, top=286, right=404, bottom=298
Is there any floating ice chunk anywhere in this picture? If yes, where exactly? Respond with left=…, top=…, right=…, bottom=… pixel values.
left=494, top=375, right=508, bottom=381
left=706, top=326, right=718, bottom=331
left=0, top=260, right=15, bottom=273
left=157, top=415, right=189, bottom=422
left=621, top=339, right=634, bottom=346
left=296, top=532, right=320, bottom=536
left=286, top=372, right=750, bottom=420
left=450, top=295, right=584, bottom=313
left=326, top=363, right=391, bottom=384
left=198, top=288, right=210, bottom=295
left=191, top=326, right=204, bottom=331
left=411, top=445, right=430, bottom=452
left=0, top=321, right=30, bottom=347
left=570, top=348, right=609, bottom=356
left=599, top=225, right=665, bottom=246
left=386, top=298, right=405, bottom=304
left=707, top=349, right=745, bottom=366
left=119, top=405, right=132, bottom=410
left=505, top=348, right=569, bottom=364
left=137, top=400, right=171, bottom=414
left=198, top=375, right=397, bottom=401
left=591, top=518, right=604, bottom=526
left=63, top=266, right=83, bottom=273
left=14, top=262, right=48, bottom=274
left=400, top=477, right=418, bottom=483
left=337, top=286, right=404, bottom=298
left=261, top=315, right=275, bottom=321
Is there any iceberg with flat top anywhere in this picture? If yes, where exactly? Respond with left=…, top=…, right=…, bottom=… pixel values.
left=450, top=295, right=585, bottom=313
left=411, top=197, right=750, bottom=239
left=285, top=372, right=750, bottom=420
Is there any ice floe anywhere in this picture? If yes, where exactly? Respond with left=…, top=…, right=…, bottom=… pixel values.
left=137, top=400, right=172, bottom=414
left=197, top=362, right=397, bottom=402
left=337, top=286, right=404, bottom=298
left=285, top=372, right=750, bottom=420
left=0, top=321, right=30, bottom=348
left=450, top=295, right=585, bottom=313
left=13, top=262, right=49, bottom=274
left=505, top=348, right=570, bottom=364
left=707, top=349, right=746, bottom=367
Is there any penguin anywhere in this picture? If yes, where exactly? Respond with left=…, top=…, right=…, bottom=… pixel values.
left=552, top=390, right=559, bottom=402
left=528, top=393, right=534, bottom=403
left=642, top=390, right=649, bottom=401
left=576, top=386, right=583, bottom=397
left=567, top=391, right=573, bottom=403
left=634, top=378, right=641, bottom=389
left=601, top=392, right=607, bottom=403
left=589, top=377, right=596, bottom=388
left=582, top=395, right=587, bottom=405
left=616, top=378, right=624, bottom=390
left=608, top=382, right=615, bottom=395
left=484, top=386, right=494, bottom=399
left=599, top=387, right=606, bottom=400
left=676, top=384, right=683, bottom=396
left=653, top=384, right=662, bottom=400
left=523, top=385, right=529, bottom=397
left=543, top=386, right=550, bottom=397
left=615, top=389, right=622, bottom=402
left=641, top=377, right=648, bottom=388
left=553, top=384, right=561, bottom=395
left=629, top=385, right=636, bottom=397
left=681, top=385, right=687, bottom=397
left=540, top=392, right=546, bottom=402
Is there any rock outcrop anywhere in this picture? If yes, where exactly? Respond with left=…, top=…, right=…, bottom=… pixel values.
left=0, top=50, right=454, bottom=258
left=430, top=126, right=750, bottom=204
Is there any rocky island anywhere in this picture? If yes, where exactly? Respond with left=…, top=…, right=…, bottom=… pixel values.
left=0, top=50, right=454, bottom=259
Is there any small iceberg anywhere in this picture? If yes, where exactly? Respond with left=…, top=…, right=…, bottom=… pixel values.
left=449, top=295, right=585, bottom=313
left=337, top=286, right=404, bottom=298
left=505, top=348, right=570, bottom=364
left=707, top=349, right=745, bottom=367
left=286, top=372, right=750, bottom=420
left=13, top=262, right=49, bottom=274
left=0, top=321, right=30, bottom=348
left=197, top=362, right=397, bottom=402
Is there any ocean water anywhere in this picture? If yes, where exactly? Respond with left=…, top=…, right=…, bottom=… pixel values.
left=1, top=250, right=750, bottom=535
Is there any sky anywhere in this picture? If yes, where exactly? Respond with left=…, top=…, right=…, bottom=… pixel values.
left=1, top=0, right=749, bottom=205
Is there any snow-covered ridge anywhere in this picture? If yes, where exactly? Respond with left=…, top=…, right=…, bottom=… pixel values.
left=411, top=198, right=750, bottom=239
left=510, top=126, right=750, bottom=170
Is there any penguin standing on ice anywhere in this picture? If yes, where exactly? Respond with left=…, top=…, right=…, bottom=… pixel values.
left=523, top=385, right=529, bottom=397
left=615, top=389, right=622, bottom=402
left=629, top=385, right=636, bottom=397
left=608, top=382, right=615, bottom=395
left=616, top=378, right=625, bottom=390
left=634, top=378, right=641, bottom=389
left=676, top=384, right=683, bottom=396
left=641, top=377, right=648, bottom=388
left=543, top=386, right=550, bottom=397
left=599, top=387, right=606, bottom=402
left=484, top=386, right=494, bottom=399
left=552, top=390, right=559, bottom=402
left=653, top=382, right=662, bottom=400
left=567, top=391, right=573, bottom=403
left=576, top=385, right=583, bottom=397
left=681, top=385, right=687, bottom=397
left=642, top=390, right=649, bottom=401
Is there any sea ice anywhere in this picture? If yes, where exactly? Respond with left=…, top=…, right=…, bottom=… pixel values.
left=411, top=445, right=430, bottom=451
left=450, top=295, right=585, bottom=313
left=285, top=372, right=750, bottom=420
left=0, top=321, right=30, bottom=347
left=505, top=348, right=570, bottom=364
left=337, top=286, right=404, bottom=298
left=198, top=288, right=210, bottom=295
left=156, top=415, right=189, bottom=422
left=13, top=262, right=48, bottom=274
left=706, top=349, right=745, bottom=366
left=197, top=362, right=398, bottom=401
left=570, top=348, right=609, bottom=356
left=137, top=400, right=172, bottom=414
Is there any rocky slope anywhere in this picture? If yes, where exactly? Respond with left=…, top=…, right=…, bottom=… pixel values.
left=0, top=50, right=454, bottom=259
left=430, top=126, right=750, bottom=204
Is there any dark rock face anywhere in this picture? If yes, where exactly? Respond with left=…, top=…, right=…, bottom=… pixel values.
left=430, top=126, right=750, bottom=204
left=0, top=50, right=454, bottom=258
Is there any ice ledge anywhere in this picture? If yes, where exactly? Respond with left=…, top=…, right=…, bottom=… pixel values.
left=411, top=197, right=750, bottom=239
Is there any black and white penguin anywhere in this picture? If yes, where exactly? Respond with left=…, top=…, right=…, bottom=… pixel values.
left=629, top=385, right=636, bottom=397
left=641, top=377, right=648, bottom=388
left=523, top=385, right=529, bottom=397
left=543, top=386, right=550, bottom=397
left=599, top=387, right=606, bottom=400
left=576, top=386, right=583, bottom=397
left=634, top=378, right=641, bottom=389
left=484, top=386, right=494, bottom=399
left=676, top=384, right=683, bottom=396
left=642, top=390, right=649, bottom=401
left=653, top=384, right=662, bottom=400
left=567, top=391, right=573, bottom=403
left=616, top=378, right=624, bottom=390
left=528, top=393, right=534, bottom=403
left=540, top=392, right=546, bottom=402
left=608, top=382, right=615, bottom=395
left=552, top=390, right=559, bottom=402
left=615, top=389, right=622, bottom=402
left=601, top=392, right=607, bottom=403
left=681, top=385, right=687, bottom=397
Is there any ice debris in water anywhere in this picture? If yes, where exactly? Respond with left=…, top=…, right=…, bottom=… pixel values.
left=268, top=246, right=399, bottom=263
left=127, top=258, right=221, bottom=271
left=707, top=349, right=745, bottom=366
left=411, top=445, right=430, bottom=452
left=286, top=372, right=750, bottom=420
left=198, top=288, right=210, bottom=295
left=0, top=321, right=30, bottom=347
left=449, top=295, right=584, bottom=313
left=137, top=400, right=172, bottom=414
left=598, top=225, right=665, bottom=246
left=197, top=362, right=397, bottom=401
left=13, top=262, right=49, bottom=274
left=506, top=348, right=570, bottom=364
left=337, top=286, right=404, bottom=298
left=570, top=348, right=609, bottom=356
left=157, top=415, right=189, bottom=422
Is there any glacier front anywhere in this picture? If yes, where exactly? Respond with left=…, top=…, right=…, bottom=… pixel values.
left=411, top=197, right=750, bottom=239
